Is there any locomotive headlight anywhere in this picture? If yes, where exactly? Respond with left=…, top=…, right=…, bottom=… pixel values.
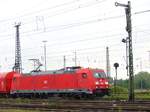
left=105, top=82, right=108, bottom=85
left=95, top=81, right=99, bottom=85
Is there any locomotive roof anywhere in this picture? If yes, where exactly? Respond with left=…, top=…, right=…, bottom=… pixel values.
left=26, top=66, right=104, bottom=76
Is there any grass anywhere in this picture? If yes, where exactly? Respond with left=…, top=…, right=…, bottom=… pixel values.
left=0, top=98, right=32, bottom=104
left=103, top=92, right=150, bottom=100
left=0, top=109, right=41, bottom=112
left=106, top=87, right=150, bottom=100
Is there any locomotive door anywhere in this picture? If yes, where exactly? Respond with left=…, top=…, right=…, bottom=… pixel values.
left=77, top=73, right=89, bottom=89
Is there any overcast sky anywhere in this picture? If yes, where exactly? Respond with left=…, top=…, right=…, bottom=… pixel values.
left=0, top=0, right=150, bottom=79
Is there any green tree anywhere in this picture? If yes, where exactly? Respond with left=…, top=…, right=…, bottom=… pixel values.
left=109, top=71, right=150, bottom=90
left=117, top=79, right=128, bottom=89
left=134, top=71, right=150, bottom=89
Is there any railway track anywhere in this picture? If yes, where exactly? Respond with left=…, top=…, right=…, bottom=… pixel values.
left=0, top=99, right=150, bottom=112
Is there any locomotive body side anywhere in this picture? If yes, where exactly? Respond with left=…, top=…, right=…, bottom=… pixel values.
left=11, top=71, right=83, bottom=94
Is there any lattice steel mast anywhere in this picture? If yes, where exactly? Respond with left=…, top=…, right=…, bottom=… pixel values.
left=13, top=23, right=22, bottom=73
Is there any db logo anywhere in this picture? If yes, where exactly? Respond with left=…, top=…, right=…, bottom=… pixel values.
left=44, top=80, right=48, bottom=84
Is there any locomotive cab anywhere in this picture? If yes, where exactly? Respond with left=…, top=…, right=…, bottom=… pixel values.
left=92, top=69, right=110, bottom=96
left=75, top=67, right=110, bottom=96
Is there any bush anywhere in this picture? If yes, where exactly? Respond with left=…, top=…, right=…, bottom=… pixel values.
left=110, top=86, right=128, bottom=94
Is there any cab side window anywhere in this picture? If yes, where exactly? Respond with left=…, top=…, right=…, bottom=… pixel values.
left=82, top=73, right=88, bottom=78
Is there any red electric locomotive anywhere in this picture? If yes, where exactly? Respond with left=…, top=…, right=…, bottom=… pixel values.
left=0, top=66, right=110, bottom=97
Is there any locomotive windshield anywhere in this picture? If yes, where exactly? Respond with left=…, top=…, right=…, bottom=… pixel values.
left=94, top=72, right=106, bottom=78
